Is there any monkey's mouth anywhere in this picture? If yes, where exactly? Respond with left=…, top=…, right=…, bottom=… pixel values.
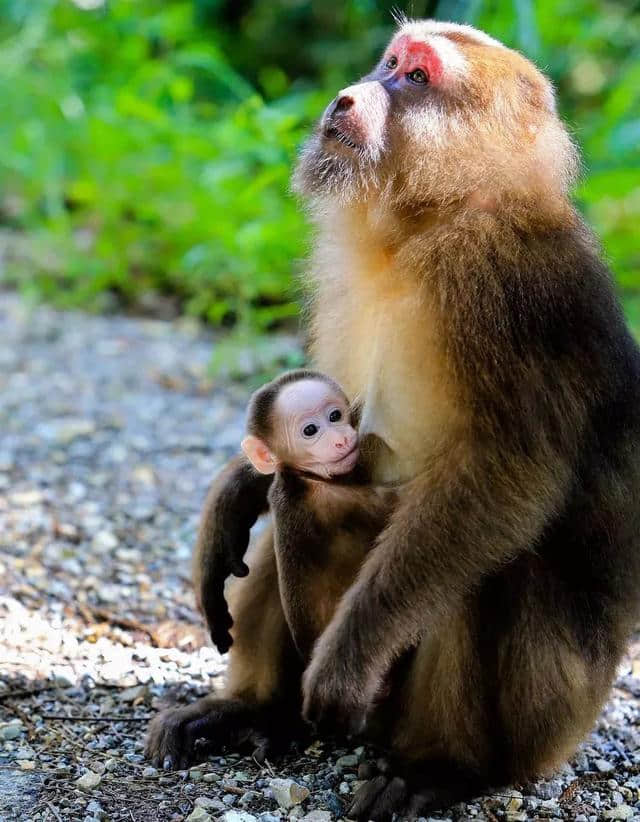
left=323, top=125, right=360, bottom=150
left=330, top=445, right=359, bottom=474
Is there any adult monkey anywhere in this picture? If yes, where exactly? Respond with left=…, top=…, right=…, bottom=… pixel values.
left=147, top=19, right=640, bottom=817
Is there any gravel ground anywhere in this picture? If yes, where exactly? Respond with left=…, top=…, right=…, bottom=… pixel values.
left=0, top=293, right=639, bottom=822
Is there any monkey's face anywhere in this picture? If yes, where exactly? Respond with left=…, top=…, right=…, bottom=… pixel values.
left=293, top=20, right=577, bottom=208
left=275, top=379, right=359, bottom=479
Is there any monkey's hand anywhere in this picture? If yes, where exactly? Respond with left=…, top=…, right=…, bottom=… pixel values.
left=201, top=522, right=251, bottom=655
left=301, top=625, right=381, bottom=734
left=195, top=456, right=272, bottom=654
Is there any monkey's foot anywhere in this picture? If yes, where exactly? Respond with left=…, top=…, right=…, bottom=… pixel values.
left=144, top=696, right=295, bottom=770
left=347, top=759, right=483, bottom=821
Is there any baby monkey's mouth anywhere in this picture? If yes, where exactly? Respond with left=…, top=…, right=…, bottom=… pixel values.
left=330, top=445, right=359, bottom=473
left=324, top=125, right=360, bottom=150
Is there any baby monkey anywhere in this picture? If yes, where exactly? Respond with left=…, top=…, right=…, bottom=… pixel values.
left=241, top=370, right=396, bottom=660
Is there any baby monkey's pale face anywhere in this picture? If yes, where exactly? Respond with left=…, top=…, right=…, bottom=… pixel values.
left=275, top=380, right=359, bottom=478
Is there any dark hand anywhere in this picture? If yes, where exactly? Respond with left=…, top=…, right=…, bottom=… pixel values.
left=301, top=629, right=378, bottom=735
left=202, top=522, right=251, bottom=654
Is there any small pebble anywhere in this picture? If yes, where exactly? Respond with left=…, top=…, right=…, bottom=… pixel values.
left=195, top=798, right=226, bottom=812
left=335, top=754, right=358, bottom=770
left=0, top=721, right=24, bottom=741
left=269, top=778, right=310, bottom=809
left=301, top=813, right=331, bottom=822
left=602, top=807, right=634, bottom=821
left=220, top=813, right=258, bottom=822
left=186, top=809, right=213, bottom=822
left=76, top=770, right=101, bottom=791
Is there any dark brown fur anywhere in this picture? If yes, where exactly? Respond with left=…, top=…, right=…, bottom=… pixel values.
left=269, top=468, right=395, bottom=659
left=192, top=455, right=272, bottom=654
left=147, top=21, right=640, bottom=818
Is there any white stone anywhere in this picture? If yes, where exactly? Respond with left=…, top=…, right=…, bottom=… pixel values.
left=195, top=798, right=225, bottom=811
left=603, top=807, right=633, bottom=821
left=301, top=812, right=332, bottom=822
left=0, top=721, right=24, bottom=740
left=92, top=530, right=118, bottom=552
left=76, top=770, right=101, bottom=790
left=269, top=778, right=310, bottom=809
left=186, top=809, right=212, bottom=822
left=220, top=813, right=258, bottom=822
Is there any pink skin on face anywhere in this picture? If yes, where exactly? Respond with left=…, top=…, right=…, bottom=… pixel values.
left=319, top=35, right=442, bottom=157
left=384, top=35, right=444, bottom=85
left=274, top=380, right=359, bottom=479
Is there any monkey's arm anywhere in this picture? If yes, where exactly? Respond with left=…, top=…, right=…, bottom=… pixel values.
left=269, top=471, right=328, bottom=660
left=302, top=442, right=572, bottom=727
left=194, top=455, right=273, bottom=654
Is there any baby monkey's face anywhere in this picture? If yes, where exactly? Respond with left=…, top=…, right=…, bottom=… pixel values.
left=275, top=379, right=359, bottom=478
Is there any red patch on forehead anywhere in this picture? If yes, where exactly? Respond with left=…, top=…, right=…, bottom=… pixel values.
left=389, top=35, right=444, bottom=84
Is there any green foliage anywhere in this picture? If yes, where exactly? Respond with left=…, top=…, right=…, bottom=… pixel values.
left=0, top=0, right=638, bottom=336
left=0, top=0, right=321, bottom=330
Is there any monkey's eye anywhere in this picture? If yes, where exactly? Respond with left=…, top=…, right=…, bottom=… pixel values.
left=406, top=68, right=428, bottom=85
left=385, top=55, right=398, bottom=70
left=328, top=409, right=342, bottom=423
left=302, top=423, right=319, bottom=438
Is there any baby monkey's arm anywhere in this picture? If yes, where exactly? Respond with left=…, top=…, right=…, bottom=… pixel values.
left=268, top=470, right=328, bottom=659
left=194, top=455, right=272, bottom=653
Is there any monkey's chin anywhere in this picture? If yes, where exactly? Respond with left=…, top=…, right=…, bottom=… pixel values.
left=292, top=135, right=379, bottom=202
left=328, top=446, right=359, bottom=476
left=323, top=128, right=361, bottom=152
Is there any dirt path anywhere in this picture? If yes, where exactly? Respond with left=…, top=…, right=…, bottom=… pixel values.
left=0, top=294, right=638, bottom=822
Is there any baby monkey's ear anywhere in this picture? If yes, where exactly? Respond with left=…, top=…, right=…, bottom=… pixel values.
left=241, top=435, right=278, bottom=475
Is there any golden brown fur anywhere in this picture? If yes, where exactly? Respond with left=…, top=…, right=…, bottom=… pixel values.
left=146, top=20, right=640, bottom=817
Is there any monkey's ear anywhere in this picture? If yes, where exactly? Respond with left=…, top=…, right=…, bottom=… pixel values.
left=241, top=435, right=278, bottom=475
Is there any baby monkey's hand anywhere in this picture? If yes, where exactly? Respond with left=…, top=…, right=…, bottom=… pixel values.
left=196, top=457, right=272, bottom=654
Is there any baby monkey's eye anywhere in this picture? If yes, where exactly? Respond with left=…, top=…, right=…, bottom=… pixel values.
left=385, top=55, right=398, bottom=70
left=302, top=423, right=319, bottom=437
left=328, top=409, right=342, bottom=422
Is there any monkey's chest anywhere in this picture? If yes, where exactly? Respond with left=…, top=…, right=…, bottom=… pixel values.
left=314, top=286, right=457, bottom=484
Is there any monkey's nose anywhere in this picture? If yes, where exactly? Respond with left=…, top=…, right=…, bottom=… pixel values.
left=335, top=94, right=355, bottom=112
